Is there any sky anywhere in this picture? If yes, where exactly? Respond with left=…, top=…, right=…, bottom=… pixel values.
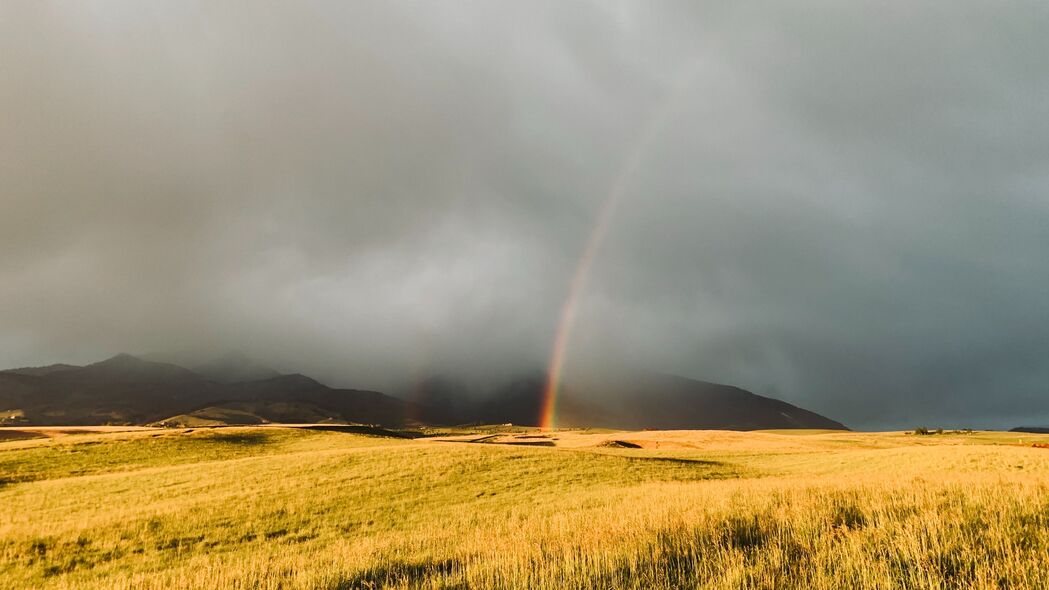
left=3, top=1, right=1049, bottom=430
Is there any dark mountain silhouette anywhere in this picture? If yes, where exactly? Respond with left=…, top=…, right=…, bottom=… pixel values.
left=215, top=373, right=408, bottom=426
left=409, top=369, right=847, bottom=430
left=1011, top=426, right=1049, bottom=434
left=568, top=371, right=848, bottom=430
left=0, top=354, right=409, bottom=426
left=0, top=354, right=211, bottom=425
left=0, top=355, right=846, bottom=430
left=408, top=373, right=605, bottom=427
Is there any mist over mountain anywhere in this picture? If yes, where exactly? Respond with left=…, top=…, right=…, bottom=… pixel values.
left=0, top=354, right=845, bottom=430
left=3, top=2, right=1049, bottom=429
left=143, top=351, right=282, bottom=384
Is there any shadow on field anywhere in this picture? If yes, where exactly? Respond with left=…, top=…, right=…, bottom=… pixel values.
left=0, top=429, right=46, bottom=442
left=199, top=432, right=272, bottom=445
left=334, top=558, right=461, bottom=589
left=301, top=425, right=423, bottom=439
left=621, top=456, right=723, bottom=467
left=600, top=439, right=642, bottom=449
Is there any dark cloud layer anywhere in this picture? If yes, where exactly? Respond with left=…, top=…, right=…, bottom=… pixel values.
left=3, top=1, right=1049, bottom=429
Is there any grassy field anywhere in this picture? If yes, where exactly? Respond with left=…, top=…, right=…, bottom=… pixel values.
left=2, top=426, right=1049, bottom=589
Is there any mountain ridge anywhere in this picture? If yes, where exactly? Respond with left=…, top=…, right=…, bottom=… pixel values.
left=0, top=354, right=847, bottom=430
left=0, top=354, right=408, bottom=426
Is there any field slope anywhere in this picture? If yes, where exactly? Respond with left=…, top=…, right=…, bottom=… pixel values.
left=2, top=427, right=1049, bottom=589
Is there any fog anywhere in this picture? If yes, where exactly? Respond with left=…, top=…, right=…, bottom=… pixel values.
left=3, top=1, right=1049, bottom=429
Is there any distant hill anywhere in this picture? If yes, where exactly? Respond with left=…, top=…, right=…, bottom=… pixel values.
left=1011, top=426, right=1049, bottom=434
left=0, top=354, right=410, bottom=426
left=408, top=373, right=607, bottom=427
left=159, top=400, right=341, bottom=427
left=570, top=371, right=848, bottom=431
left=409, top=369, right=848, bottom=430
left=0, top=355, right=846, bottom=430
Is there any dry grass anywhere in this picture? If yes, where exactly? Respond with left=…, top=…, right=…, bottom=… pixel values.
left=2, top=426, right=1048, bottom=589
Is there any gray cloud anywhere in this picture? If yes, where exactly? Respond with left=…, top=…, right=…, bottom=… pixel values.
left=3, top=1, right=1049, bottom=429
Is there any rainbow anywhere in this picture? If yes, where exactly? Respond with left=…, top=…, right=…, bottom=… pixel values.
left=538, top=66, right=700, bottom=430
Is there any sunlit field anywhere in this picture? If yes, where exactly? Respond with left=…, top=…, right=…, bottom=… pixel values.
left=2, top=426, right=1049, bottom=589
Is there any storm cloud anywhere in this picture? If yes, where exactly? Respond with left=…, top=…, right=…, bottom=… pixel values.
left=3, top=1, right=1049, bottom=429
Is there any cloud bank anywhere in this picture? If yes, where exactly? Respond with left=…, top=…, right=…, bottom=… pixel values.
left=3, top=1, right=1049, bottom=428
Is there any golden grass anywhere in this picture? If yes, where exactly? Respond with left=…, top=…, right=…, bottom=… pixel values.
left=2, top=426, right=1049, bottom=589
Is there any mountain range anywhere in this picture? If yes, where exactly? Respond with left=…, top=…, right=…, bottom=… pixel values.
left=0, top=353, right=848, bottom=430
